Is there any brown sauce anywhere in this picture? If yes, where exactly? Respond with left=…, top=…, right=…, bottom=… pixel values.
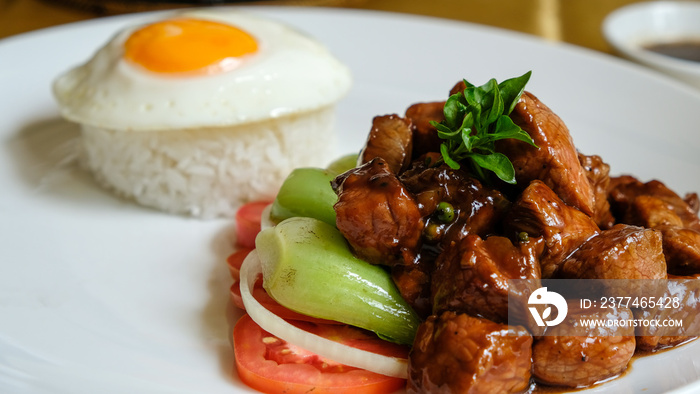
left=644, top=40, right=700, bottom=63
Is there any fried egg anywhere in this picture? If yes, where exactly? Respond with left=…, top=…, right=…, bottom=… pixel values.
left=53, top=9, right=352, bottom=131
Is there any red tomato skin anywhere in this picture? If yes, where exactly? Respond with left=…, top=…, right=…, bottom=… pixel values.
left=226, top=248, right=253, bottom=282
left=235, top=201, right=271, bottom=248
left=230, top=282, right=246, bottom=310
left=232, top=314, right=407, bottom=394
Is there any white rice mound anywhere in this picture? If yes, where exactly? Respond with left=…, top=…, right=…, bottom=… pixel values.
left=80, top=106, right=338, bottom=219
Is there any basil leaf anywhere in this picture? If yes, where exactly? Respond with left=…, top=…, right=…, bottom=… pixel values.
left=434, top=122, right=462, bottom=140
left=440, top=143, right=461, bottom=169
left=462, top=78, right=475, bottom=89
left=443, top=93, right=467, bottom=129
left=482, top=82, right=504, bottom=126
left=462, top=87, right=482, bottom=111
left=499, top=71, right=531, bottom=114
left=435, top=72, right=536, bottom=185
left=460, top=111, right=475, bottom=130
left=462, top=89, right=483, bottom=130
left=485, top=116, right=538, bottom=146
left=461, top=126, right=474, bottom=151
left=470, top=152, right=516, bottom=184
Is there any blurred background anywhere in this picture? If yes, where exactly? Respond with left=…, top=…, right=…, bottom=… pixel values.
left=0, top=0, right=689, bottom=54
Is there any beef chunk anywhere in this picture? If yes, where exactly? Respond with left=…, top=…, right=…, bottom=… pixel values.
left=609, top=175, right=700, bottom=231
left=358, top=114, right=413, bottom=174
left=579, top=153, right=615, bottom=229
left=400, top=162, right=511, bottom=247
left=656, top=225, right=700, bottom=275
left=408, top=312, right=532, bottom=394
left=625, top=194, right=686, bottom=228
left=449, top=80, right=467, bottom=96
left=497, top=91, right=596, bottom=216
left=557, top=224, right=667, bottom=280
left=634, top=275, right=700, bottom=351
left=685, top=193, right=700, bottom=214
left=431, top=234, right=542, bottom=323
left=505, top=180, right=599, bottom=278
left=609, top=175, right=700, bottom=275
left=332, top=158, right=423, bottom=266
left=635, top=335, right=694, bottom=353
left=392, top=260, right=432, bottom=319
left=405, top=102, right=444, bottom=158
left=532, top=301, right=635, bottom=388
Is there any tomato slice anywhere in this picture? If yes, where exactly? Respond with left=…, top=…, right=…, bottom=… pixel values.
left=235, top=201, right=271, bottom=249
left=226, top=248, right=253, bottom=282
left=233, top=314, right=407, bottom=394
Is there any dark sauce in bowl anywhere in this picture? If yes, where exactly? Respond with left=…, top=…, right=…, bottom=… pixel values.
left=644, top=40, right=700, bottom=63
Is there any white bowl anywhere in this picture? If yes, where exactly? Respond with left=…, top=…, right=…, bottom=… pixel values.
left=603, top=1, right=700, bottom=89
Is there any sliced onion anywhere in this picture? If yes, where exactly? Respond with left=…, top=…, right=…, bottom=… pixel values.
left=239, top=250, right=409, bottom=379
left=259, top=203, right=276, bottom=231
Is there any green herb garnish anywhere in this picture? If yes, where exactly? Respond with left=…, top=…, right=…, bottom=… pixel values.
left=430, top=71, right=537, bottom=184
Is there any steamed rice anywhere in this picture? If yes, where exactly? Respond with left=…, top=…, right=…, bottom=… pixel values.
left=80, top=106, right=338, bottom=219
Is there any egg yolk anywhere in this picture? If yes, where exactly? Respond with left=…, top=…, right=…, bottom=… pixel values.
left=124, top=18, right=258, bottom=74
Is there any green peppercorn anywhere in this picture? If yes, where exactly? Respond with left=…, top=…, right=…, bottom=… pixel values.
left=517, top=231, right=530, bottom=243
left=435, top=202, right=455, bottom=223
left=424, top=223, right=441, bottom=241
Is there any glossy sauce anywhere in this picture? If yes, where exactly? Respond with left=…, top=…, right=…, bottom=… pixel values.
left=644, top=40, right=700, bottom=63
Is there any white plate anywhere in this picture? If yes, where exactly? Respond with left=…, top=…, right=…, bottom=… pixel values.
left=2, top=6, right=700, bottom=394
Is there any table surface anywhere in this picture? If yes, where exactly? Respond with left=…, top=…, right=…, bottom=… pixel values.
left=0, top=0, right=667, bottom=54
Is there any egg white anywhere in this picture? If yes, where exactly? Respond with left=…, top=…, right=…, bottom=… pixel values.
left=52, top=9, right=352, bottom=131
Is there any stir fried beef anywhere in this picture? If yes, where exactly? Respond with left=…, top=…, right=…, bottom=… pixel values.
left=408, top=312, right=532, bottom=394
left=656, top=226, right=700, bottom=275
left=609, top=175, right=700, bottom=230
left=635, top=335, right=692, bottom=353
left=635, top=335, right=693, bottom=353
left=686, top=193, right=700, bottom=214
left=635, top=274, right=700, bottom=351
left=431, top=233, right=542, bottom=323
left=400, top=162, right=511, bottom=246
left=394, top=161, right=511, bottom=318
left=557, top=224, right=667, bottom=280
left=609, top=175, right=700, bottom=275
left=532, top=301, right=635, bottom=387
left=620, top=194, right=686, bottom=228
left=387, top=161, right=511, bottom=317
left=332, top=158, right=423, bottom=267
left=358, top=114, right=413, bottom=174
left=449, top=80, right=467, bottom=96
left=405, top=102, right=444, bottom=158
left=329, top=78, right=700, bottom=393
left=498, top=91, right=596, bottom=216
left=579, top=153, right=616, bottom=229
left=392, top=262, right=433, bottom=319
left=505, top=180, right=599, bottom=278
